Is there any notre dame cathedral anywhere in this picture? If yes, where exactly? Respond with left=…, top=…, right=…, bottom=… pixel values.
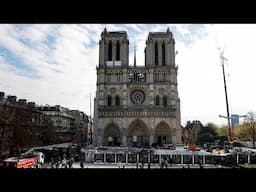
left=93, top=28, right=182, bottom=148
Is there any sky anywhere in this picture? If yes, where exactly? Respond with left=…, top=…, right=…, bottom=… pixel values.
left=0, top=24, right=255, bottom=127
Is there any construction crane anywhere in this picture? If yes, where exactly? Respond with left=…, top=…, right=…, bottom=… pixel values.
left=211, top=25, right=233, bottom=142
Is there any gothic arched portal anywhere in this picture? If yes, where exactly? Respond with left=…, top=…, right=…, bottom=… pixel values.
left=154, top=121, right=172, bottom=146
left=127, top=119, right=149, bottom=147
left=103, top=123, right=121, bottom=146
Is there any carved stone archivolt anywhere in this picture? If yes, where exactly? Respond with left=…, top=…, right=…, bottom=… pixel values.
left=110, top=88, right=117, bottom=94
left=158, top=88, right=165, bottom=95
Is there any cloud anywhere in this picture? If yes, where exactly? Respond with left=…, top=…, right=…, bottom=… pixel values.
left=0, top=24, right=98, bottom=115
left=1, top=24, right=255, bottom=127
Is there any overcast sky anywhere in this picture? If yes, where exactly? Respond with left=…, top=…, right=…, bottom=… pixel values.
left=0, top=24, right=255, bottom=127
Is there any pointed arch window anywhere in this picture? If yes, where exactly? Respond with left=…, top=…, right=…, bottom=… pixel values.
left=107, top=95, right=112, bottom=106
left=155, top=42, right=158, bottom=65
left=108, top=41, right=112, bottom=61
left=144, top=48, right=146, bottom=66
left=162, top=42, right=166, bottom=65
left=163, top=95, right=167, bottom=107
left=115, top=95, right=120, bottom=106
left=116, top=41, right=120, bottom=61
left=155, top=95, right=160, bottom=106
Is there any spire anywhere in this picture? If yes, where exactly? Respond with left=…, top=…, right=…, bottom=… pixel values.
left=134, top=45, right=136, bottom=67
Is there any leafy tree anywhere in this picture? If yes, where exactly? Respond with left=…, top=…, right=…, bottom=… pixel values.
left=195, top=123, right=218, bottom=146
left=217, top=125, right=228, bottom=136
left=244, top=112, right=256, bottom=148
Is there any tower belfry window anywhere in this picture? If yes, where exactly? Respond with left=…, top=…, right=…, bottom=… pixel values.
left=155, top=95, right=160, bottom=106
left=116, top=41, right=120, bottom=61
left=162, top=42, right=166, bottom=65
left=115, top=96, right=120, bottom=106
left=108, top=41, right=112, bottom=61
left=107, top=95, right=112, bottom=106
left=163, top=95, right=167, bottom=107
left=155, top=42, right=158, bottom=65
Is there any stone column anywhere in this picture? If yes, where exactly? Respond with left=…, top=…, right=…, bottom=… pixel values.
left=97, top=136, right=102, bottom=146
left=172, top=135, right=176, bottom=147
left=112, top=41, right=116, bottom=65
left=149, top=136, right=154, bottom=146
left=122, top=136, right=127, bottom=147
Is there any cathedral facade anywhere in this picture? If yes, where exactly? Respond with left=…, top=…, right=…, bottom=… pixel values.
left=93, top=28, right=182, bottom=148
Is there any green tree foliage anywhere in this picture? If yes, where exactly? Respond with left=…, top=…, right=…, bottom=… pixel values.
left=195, top=123, right=218, bottom=145
left=217, top=126, right=228, bottom=136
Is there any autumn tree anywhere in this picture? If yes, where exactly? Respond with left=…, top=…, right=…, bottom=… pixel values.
left=244, top=112, right=256, bottom=148
left=216, top=125, right=228, bottom=144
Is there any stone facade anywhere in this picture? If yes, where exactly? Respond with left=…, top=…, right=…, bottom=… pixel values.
left=93, top=28, right=182, bottom=148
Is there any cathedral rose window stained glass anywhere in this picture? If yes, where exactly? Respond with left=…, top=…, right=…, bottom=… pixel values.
left=131, top=90, right=146, bottom=104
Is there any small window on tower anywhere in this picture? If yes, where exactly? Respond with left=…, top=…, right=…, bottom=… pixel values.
left=155, top=95, right=160, bottom=106
left=115, top=96, right=120, bottom=106
left=162, top=42, right=166, bottom=66
left=107, top=95, right=112, bottom=106
left=163, top=95, right=167, bottom=107
left=108, top=41, right=112, bottom=61
left=155, top=42, right=158, bottom=65
left=116, top=41, right=120, bottom=61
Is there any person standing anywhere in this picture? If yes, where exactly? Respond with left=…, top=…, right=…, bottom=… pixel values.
left=80, top=160, right=84, bottom=168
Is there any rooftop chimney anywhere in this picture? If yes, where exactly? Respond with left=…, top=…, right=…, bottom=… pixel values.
left=7, top=95, right=17, bottom=104
left=27, top=102, right=35, bottom=108
left=18, top=99, right=27, bottom=105
left=0, top=92, right=4, bottom=101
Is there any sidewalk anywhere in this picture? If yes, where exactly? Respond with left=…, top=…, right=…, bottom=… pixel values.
left=66, top=162, right=231, bottom=169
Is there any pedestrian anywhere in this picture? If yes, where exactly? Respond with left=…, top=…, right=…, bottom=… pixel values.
left=62, top=157, right=67, bottom=168
left=169, top=158, right=173, bottom=166
left=164, top=158, right=168, bottom=168
left=80, top=160, right=84, bottom=168
left=118, top=161, right=122, bottom=168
